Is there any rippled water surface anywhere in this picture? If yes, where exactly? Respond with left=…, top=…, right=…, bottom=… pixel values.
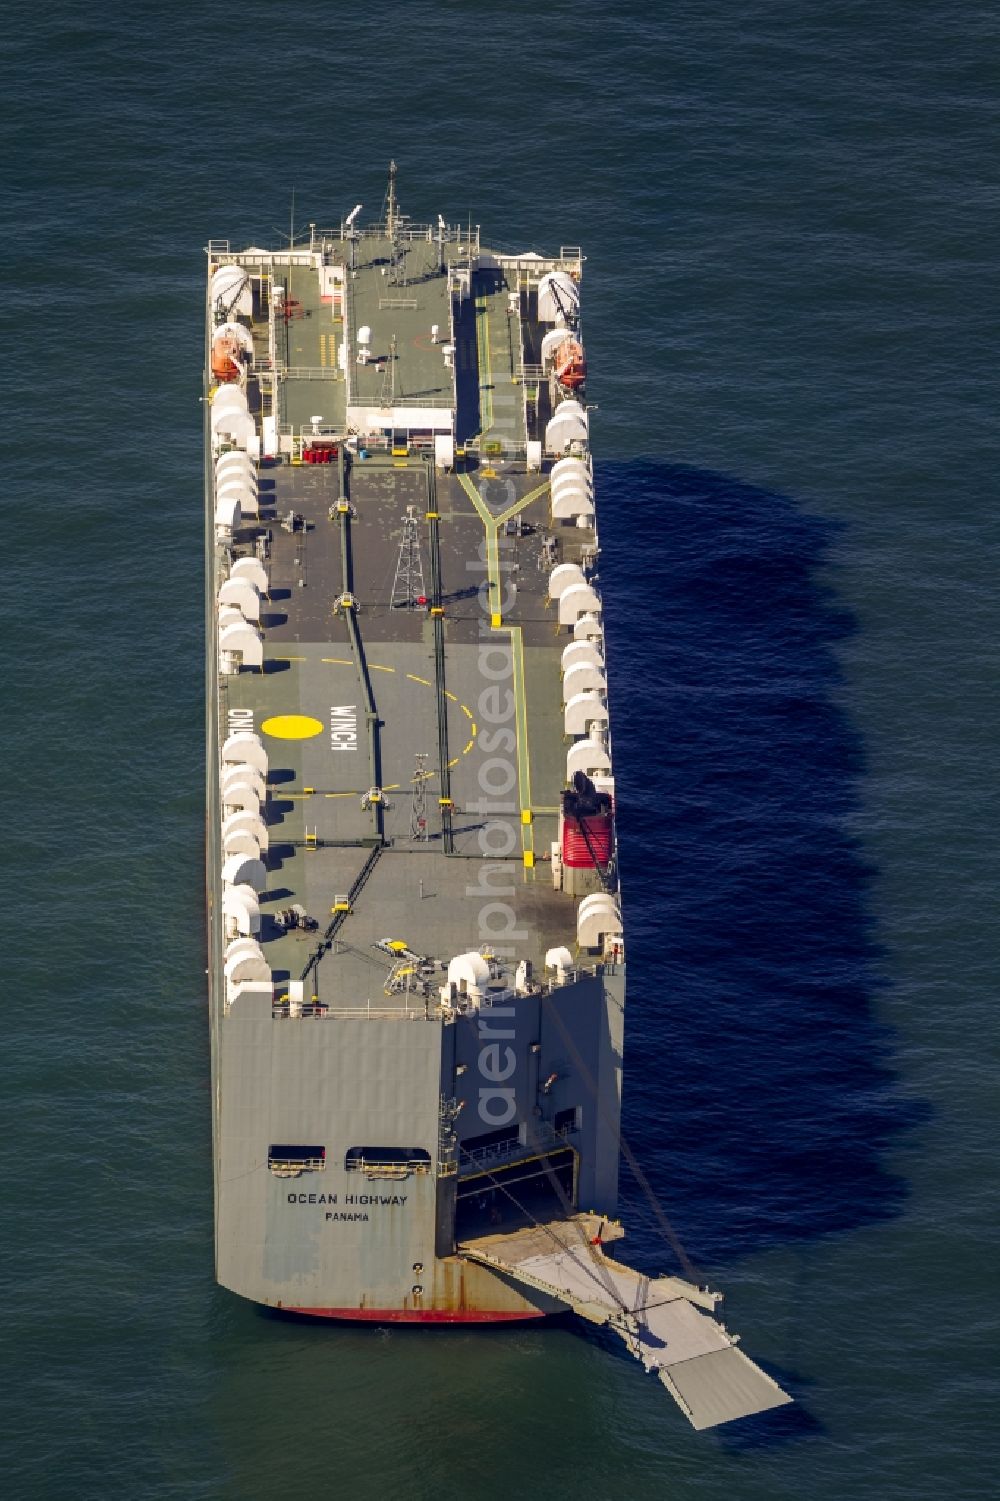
left=3, top=3, right=998, bottom=1497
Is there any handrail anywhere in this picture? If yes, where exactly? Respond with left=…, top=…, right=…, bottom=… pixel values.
left=352, top=392, right=455, bottom=408
left=264, top=364, right=345, bottom=382
left=457, top=1124, right=578, bottom=1179
left=277, top=1004, right=436, bottom=1021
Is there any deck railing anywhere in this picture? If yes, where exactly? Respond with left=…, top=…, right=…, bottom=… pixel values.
left=457, top=1123, right=575, bottom=1177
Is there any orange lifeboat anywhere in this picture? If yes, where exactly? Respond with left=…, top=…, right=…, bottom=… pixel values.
left=211, top=329, right=247, bottom=383
left=553, top=336, right=587, bottom=391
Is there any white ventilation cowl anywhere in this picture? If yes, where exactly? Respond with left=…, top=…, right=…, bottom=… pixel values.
left=223, top=883, right=261, bottom=937
left=221, top=762, right=265, bottom=801
left=567, top=739, right=611, bottom=780
left=564, top=690, right=609, bottom=736
left=219, top=621, right=263, bottom=670
left=218, top=577, right=261, bottom=621
left=445, top=951, right=490, bottom=1000
left=221, top=853, right=266, bottom=892
left=548, top=562, right=587, bottom=601
left=230, top=557, right=268, bottom=593
left=221, top=731, right=268, bottom=775
left=561, top=639, right=604, bottom=675
left=573, top=612, right=603, bottom=641
left=544, top=946, right=574, bottom=981
left=221, top=777, right=263, bottom=814
left=558, top=582, right=601, bottom=626
left=221, top=808, right=269, bottom=851
left=563, top=661, right=607, bottom=700
left=577, top=892, right=622, bottom=953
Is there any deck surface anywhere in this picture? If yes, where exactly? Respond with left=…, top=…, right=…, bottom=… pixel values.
left=221, top=246, right=597, bottom=1005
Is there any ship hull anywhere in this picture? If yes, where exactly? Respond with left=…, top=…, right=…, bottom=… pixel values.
left=281, top=1307, right=546, bottom=1323
left=205, top=222, right=625, bottom=1325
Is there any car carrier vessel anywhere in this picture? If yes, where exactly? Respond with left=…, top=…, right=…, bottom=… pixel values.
left=204, top=165, right=791, bottom=1430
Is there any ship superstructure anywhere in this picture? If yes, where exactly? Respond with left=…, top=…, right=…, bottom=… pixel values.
left=205, top=168, right=791, bottom=1429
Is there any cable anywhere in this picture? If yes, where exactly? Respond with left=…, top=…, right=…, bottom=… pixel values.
left=542, top=989, right=702, bottom=1286
left=456, top=1141, right=630, bottom=1315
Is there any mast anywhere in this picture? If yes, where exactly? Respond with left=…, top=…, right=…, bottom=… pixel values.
left=386, top=159, right=397, bottom=238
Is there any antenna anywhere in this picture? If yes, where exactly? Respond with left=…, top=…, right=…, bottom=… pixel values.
left=409, top=751, right=431, bottom=841
left=384, top=160, right=408, bottom=286
left=289, top=186, right=296, bottom=247
left=386, top=160, right=398, bottom=238
left=437, top=213, right=446, bottom=274
left=390, top=504, right=427, bottom=612
left=379, top=333, right=398, bottom=407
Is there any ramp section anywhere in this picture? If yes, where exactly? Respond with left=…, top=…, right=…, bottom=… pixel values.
left=460, top=1219, right=791, bottom=1430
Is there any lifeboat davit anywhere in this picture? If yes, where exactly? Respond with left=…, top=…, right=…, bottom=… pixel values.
left=211, top=323, right=253, bottom=384
left=553, top=336, right=587, bottom=391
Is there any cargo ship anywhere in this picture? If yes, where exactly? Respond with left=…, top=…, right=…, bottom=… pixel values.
left=204, top=165, right=791, bottom=1429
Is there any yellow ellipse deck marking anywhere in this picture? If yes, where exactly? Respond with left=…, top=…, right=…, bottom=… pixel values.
left=370, top=664, right=397, bottom=673
left=444, top=690, right=458, bottom=702
left=321, top=657, right=353, bottom=665
left=260, top=714, right=325, bottom=740
left=463, top=737, right=474, bottom=756
left=406, top=674, right=432, bottom=686
left=270, top=655, right=307, bottom=662
left=461, top=702, right=474, bottom=718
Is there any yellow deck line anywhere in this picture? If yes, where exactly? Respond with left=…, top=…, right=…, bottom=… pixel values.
left=457, top=472, right=499, bottom=618
left=458, top=472, right=546, bottom=866
left=496, top=480, right=550, bottom=526
left=326, top=657, right=395, bottom=673
left=505, top=625, right=534, bottom=860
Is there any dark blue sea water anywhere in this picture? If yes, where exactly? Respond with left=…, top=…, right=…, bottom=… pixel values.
left=4, top=3, right=998, bottom=1497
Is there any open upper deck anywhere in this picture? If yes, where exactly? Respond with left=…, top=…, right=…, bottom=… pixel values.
left=208, top=205, right=619, bottom=1018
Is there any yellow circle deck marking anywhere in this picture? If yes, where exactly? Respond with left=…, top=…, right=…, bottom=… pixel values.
left=260, top=714, right=325, bottom=740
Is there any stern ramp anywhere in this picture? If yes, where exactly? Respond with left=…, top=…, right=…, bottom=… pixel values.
left=460, top=1219, right=792, bottom=1430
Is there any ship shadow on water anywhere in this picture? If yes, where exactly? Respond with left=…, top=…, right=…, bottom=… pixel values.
left=592, top=459, right=927, bottom=1445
